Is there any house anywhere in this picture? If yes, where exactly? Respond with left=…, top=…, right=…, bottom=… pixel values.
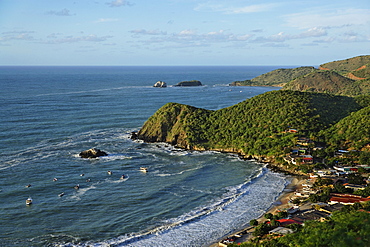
left=319, top=204, right=344, bottom=214
left=328, top=193, right=370, bottom=205
left=292, top=210, right=329, bottom=222
left=276, top=219, right=302, bottom=226
left=343, top=183, right=367, bottom=191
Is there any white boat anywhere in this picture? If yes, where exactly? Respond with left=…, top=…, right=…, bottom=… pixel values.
left=26, top=197, right=33, bottom=205
left=140, top=167, right=148, bottom=173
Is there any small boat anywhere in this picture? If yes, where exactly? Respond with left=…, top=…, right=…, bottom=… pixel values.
left=74, top=184, right=80, bottom=190
left=107, top=171, right=112, bottom=175
left=25, top=184, right=31, bottom=188
left=120, top=174, right=126, bottom=179
left=26, top=197, right=33, bottom=205
left=53, top=178, right=58, bottom=181
left=140, top=167, right=148, bottom=173
left=59, top=192, right=65, bottom=197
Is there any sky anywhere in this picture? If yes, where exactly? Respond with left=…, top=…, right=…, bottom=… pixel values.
left=0, top=0, right=369, bottom=66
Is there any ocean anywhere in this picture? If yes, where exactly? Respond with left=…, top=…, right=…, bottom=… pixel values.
left=0, top=66, right=288, bottom=247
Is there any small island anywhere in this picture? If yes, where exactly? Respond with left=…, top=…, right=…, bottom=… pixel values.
left=174, top=80, right=203, bottom=87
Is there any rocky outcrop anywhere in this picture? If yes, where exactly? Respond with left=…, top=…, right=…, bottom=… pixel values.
left=79, top=148, right=108, bottom=158
left=153, top=81, right=167, bottom=87
left=174, top=80, right=202, bottom=87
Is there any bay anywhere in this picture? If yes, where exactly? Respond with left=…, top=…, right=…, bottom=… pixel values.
left=0, top=66, right=287, bottom=247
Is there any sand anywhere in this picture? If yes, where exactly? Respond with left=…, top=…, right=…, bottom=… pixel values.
left=209, top=176, right=305, bottom=246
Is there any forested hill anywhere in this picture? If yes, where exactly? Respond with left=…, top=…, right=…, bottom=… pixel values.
left=137, top=90, right=364, bottom=158
left=320, top=105, right=370, bottom=151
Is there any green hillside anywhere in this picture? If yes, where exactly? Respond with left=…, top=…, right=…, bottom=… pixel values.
left=230, top=66, right=316, bottom=87
left=320, top=105, right=370, bottom=151
left=138, top=91, right=363, bottom=158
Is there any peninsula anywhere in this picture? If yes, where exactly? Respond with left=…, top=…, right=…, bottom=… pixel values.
left=136, top=55, right=370, bottom=246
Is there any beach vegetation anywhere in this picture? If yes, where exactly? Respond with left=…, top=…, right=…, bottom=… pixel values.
left=353, top=186, right=370, bottom=197
left=249, top=219, right=258, bottom=226
left=264, top=213, right=273, bottom=220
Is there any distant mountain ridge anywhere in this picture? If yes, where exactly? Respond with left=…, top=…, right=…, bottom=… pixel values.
left=319, top=55, right=370, bottom=74
left=230, top=66, right=317, bottom=87
left=231, top=55, right=370, bottom=96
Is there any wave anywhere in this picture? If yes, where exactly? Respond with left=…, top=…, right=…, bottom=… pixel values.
left=155, top=166, right=201, bottom=177
left=68, top=184, right=97, bottom=201
left=35, top=86, right=153, bottom=97
left=0, top=128, right=137, bottom=171
left=62, top=168, right=287, bottom=247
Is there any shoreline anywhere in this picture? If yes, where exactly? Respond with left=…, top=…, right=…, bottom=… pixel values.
left=209, top=174, right=305, bottom=246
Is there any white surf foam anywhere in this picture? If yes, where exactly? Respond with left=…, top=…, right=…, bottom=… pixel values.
left=63, top=169, right=287, bottom=247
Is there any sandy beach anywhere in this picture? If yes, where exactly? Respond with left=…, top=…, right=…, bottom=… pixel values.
left=210, top=176, right=305, bottom=246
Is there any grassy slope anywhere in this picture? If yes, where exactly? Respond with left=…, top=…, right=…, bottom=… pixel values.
left=319, top=55, right=370, bottom=73
left=282, top=70, right=364, bottom=96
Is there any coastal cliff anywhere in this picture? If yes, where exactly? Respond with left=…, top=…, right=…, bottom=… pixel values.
left=137, top=103, right=212, bottom=148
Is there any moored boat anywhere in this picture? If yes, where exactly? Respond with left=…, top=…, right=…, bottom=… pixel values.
left=26, top=197, right=33, bottom=205
left=140, top=167, right=148, bottom=173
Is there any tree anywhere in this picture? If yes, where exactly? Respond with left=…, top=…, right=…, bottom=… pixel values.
left=277, top=211, right=288, bottom=219
left=249, top=219, right=258, bottom=226
left=264, top=213, right=273, bottom=220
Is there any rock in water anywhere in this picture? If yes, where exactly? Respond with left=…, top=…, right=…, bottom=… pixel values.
left=130, top=131, right=138, bottom=140
left=153, top=81, right=167, bottom=87
left=79, top=148, right=108, bottom=158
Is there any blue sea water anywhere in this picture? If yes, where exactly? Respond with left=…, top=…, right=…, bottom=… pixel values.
left=0, top=66, right=288, bottom=247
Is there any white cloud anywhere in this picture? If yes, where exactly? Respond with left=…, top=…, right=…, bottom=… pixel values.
left=194, top=3, right=278, bottom=14
left=130, top=29, right=167, bottom=35
left=43, top=34, right=113, bottom=44
left=295, top=27, right=327, bottom=38
left=284, top=8, right=370, bottom=29
left=95, top=18, right=119, bottom=23
left=251, top=27, right=327, bottom=43
left=226, top=4, right=278, bottom=14
left=0, top=31, right=35, bottom=42
left=45, top=8, right=73, bottom=16
left=340, top=31, right=370, bottom=43
left=106, top=0, right=132, bottom=7
left=178, top=29, right=197, bottom=36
